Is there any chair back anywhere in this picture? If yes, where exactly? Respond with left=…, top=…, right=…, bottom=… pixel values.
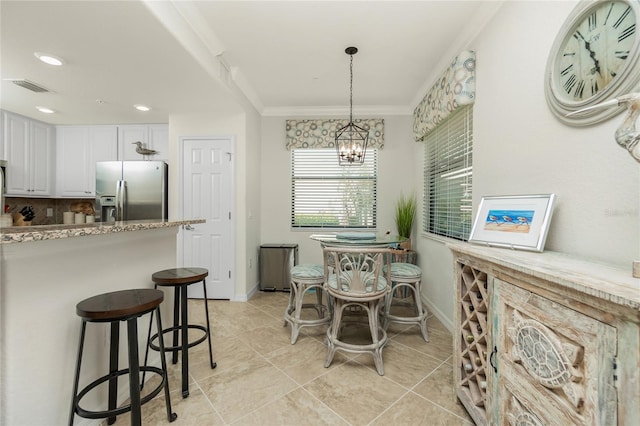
left=323, top=247, right=391, bottom=298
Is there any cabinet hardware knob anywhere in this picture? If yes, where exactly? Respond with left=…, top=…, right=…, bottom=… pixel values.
left=490, top=346, right=498, bottom=373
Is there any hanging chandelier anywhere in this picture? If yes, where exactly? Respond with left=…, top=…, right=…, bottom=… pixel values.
left=335, top=46, right=369, bottom=165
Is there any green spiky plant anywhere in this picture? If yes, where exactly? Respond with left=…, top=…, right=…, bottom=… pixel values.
left=395, top=191, right=417, bottom=239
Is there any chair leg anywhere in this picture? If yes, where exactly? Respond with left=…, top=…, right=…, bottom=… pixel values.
left=284, top=283, right=296, bottom=326
left=201, top=278, right=217, bottom=369
left=324, top=301, right=343, bottom=368
left=69, top=321, right=87, bottom=426
left=141, top=284, right=159, bottom=389
left=126, top=318, right=142, bottom=426
left=107, top=321, right=120, bottom=425
left=155, top=307, right=178, bottom=422
left=180, top=284, right=189, bottom=398
left=367, top=301, right=385, bottom=376
left=413, top=280, right=429, bottom=342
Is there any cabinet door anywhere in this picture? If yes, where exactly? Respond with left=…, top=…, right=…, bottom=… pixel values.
left=118, top=125, right=148, bottom=161
left=57, top=126, right=117, bottom=197
left=3, top=112, right=31, bottom=194
left=148, top=124, right=168, bottom=161
left=118, top=124, right=168, bottom=161
left=56, top=126, right=89, bottom=197
left=493, top=279, right=617, bottom=425
left=88, top=126, right=118, bottom=194
left=29, top=120, right=54, bottom=196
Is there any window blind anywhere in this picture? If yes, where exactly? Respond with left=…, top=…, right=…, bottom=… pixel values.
left=423, top=106, right=473, bottom=240
left=291, top=149, right=377, bottom=229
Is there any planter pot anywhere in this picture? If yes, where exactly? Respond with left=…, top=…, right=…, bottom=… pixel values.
left=399, top=238, right=411, bottom=251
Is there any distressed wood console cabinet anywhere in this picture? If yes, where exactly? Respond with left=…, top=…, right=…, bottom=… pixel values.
left=449, top=243, right=640, bottom=426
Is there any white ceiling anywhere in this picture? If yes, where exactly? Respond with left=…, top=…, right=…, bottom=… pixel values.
left=0, top=0, right=491, bottom=125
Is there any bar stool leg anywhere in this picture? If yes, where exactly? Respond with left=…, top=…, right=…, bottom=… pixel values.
left=180, top=284, right=189, bottom=398
left=201, top=278, right=217, bottom=369
left=107, top=322, right=120, bottom=425
left=69, top=321, right=87, bottom=426
left=126, top=318, right=142, bottom=426
left=172, top=287, right=180, bottom=364
left=155, top=307, right=178, bottom=422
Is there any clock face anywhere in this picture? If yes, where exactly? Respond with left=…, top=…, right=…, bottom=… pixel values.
left=555, top=1, right=636, bottom=102
left=545, top=0, right=640, bottom=125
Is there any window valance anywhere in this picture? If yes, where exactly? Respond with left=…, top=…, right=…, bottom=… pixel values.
left=285, top=118, right=385, bottom=150
left=413, top=50, right=476, bottom=142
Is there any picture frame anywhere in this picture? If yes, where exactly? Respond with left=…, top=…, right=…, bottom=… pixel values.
left=469, top=194, right=556, bottom=252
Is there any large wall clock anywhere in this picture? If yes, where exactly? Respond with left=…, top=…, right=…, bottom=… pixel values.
left=545, top=0, right=640, bottom=126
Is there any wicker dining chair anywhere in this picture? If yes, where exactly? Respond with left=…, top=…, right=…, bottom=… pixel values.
left=323, top=246, right=392, bottom=375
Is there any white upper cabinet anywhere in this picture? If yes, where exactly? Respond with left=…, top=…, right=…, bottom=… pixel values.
left=118, top=124, right=168, bottom=161
left=2, top=111, right=55, bottom=196
left=56, top=126, right=118, bottom=197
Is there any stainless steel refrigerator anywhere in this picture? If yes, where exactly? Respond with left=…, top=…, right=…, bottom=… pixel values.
left=95, top=161, right=168, bottom=222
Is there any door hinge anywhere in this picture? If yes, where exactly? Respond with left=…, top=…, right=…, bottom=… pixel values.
left=229, top=211, right=231, bottom=220
left=228, top=270, right=231, bottom=279
left=613, top=356, right=618, bottom=386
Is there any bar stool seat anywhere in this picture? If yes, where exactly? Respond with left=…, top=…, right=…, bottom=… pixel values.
left=144, top=267, right=216, bottom=398
left=383, top=262, right=429, bottom=342
left=284, top=264, right=330, bottom=344
left=69, top=288, right=176, bottom=426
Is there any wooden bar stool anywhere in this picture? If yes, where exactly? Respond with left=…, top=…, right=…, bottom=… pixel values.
left=283, top=264, right=330, bottom=344
left=69, top=289, right=176, bottom=426
left=143, top=267, right=216, bottom=398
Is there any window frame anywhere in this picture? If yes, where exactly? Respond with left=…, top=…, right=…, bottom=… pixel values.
left=291, top=148, right=378, bottom=230
left=423, top=106, right=473, bottom=241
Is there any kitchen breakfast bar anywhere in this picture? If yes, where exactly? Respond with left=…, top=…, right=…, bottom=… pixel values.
left=0, top=219, right=203, bottom=425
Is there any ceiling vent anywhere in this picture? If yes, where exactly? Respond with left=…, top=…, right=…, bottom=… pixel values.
left=6, top=79, right=51, bottom=93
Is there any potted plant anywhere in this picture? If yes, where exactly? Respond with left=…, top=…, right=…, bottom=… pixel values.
left=395, top=191, right=417, bottom=250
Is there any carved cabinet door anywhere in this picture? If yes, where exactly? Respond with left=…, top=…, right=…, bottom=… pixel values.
left=493, top=278, right=617, bottom=426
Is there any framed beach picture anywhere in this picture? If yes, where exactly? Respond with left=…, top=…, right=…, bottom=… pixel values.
left=469, top=194, right=556, bottom=252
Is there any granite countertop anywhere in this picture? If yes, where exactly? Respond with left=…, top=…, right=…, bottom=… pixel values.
left=0, top=219, right=205, bottom=244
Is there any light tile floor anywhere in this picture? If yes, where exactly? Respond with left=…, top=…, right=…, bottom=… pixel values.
left=116, top=291, right=473, bottom=425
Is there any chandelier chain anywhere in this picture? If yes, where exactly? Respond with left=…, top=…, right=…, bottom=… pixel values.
left=349, top=53, right=354, bottom=123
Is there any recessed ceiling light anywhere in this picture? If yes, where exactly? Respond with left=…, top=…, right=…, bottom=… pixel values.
left=134, top=104, right=151, bottom=112
left=34, top=52, right=64, bottom=66
left=36, top=106, right=55, bottom=114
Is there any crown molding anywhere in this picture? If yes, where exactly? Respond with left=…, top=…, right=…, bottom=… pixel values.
left=261, top=104, right=412, bottom=117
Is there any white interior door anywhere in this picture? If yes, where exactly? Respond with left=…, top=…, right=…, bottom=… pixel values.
left=180, top=136, right=234, bottom=299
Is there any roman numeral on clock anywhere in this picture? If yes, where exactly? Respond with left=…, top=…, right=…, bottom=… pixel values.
left=575, top=80, right=586, bottom=98
left=564, top=74, right=577, bottom=93
left=615, top=50, right=630, bottom=59
left=618, top=24, right=635, bottom=42
left=561, top=64, right=574, bottom=76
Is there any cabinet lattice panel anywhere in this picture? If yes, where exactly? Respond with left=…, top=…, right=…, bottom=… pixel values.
left=456, top=262, right=489, bottom=422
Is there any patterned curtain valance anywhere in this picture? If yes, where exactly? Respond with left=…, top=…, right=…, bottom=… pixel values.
left=413, top=50, right=476, bottom=142
left=285, top=118, right=385, bottom=150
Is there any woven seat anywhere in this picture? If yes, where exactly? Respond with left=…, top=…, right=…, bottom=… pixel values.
left=284, top=264, right=330, bottom=344
left=383, top=262, right=429, bottom=342
left=323, top=247, right=391, bottom=375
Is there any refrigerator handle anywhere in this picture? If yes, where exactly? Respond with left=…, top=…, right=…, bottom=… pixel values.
left=116, top=180, right=125, bottom=221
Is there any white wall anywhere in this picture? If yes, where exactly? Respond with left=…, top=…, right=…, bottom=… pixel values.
left=260, top=115, right=416, bottom=265
left=167, top=94, right=262, bottom=300
left=414, top=0, right=640, bottom=330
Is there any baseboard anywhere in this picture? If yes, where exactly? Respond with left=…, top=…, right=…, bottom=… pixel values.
left=421, top=293, right=454, bottom=333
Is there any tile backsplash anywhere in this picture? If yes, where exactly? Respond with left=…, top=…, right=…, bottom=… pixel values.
left=4, top=197, right=95, bottom=226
